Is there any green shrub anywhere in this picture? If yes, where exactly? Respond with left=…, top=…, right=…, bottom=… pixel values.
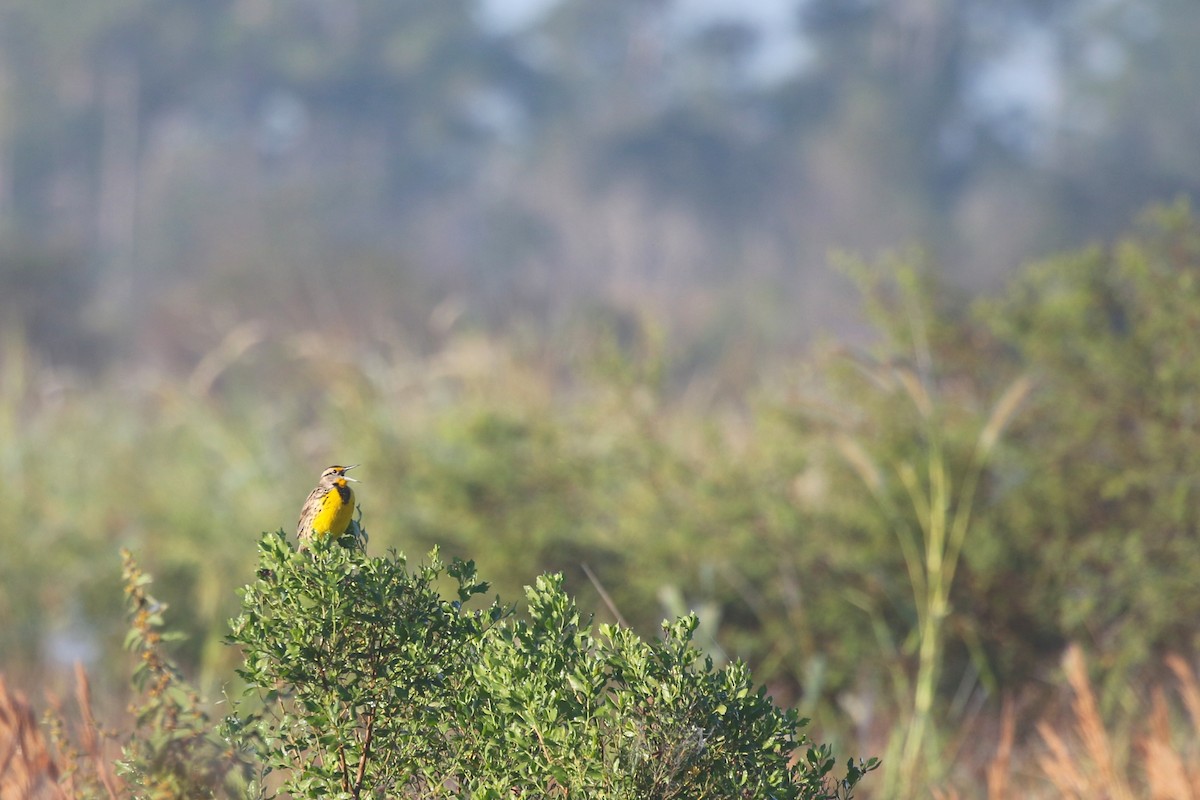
left=981, top=201, right=1200, bottom=702
left=104, top=554, right=252, bottom=796
left=226, top=531, right=877, bottom=798
left=777, top=201, right=1200, bottom=722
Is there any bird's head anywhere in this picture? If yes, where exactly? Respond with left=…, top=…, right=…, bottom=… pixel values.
left=320, top=464, right=359, bottom=487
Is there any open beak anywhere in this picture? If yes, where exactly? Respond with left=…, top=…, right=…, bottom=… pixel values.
left=343, top=464, right=360, bottom=481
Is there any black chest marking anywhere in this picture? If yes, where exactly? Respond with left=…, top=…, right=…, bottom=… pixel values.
left=335, top=483, right=352, bottom=503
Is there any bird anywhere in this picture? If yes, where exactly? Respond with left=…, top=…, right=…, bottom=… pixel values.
left=296, top=464, right=359, bottom=550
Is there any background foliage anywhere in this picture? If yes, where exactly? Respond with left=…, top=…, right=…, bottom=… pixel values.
left=5, top=204, right=1200, bottom=794
left=3, top=1, right=1200, bottom=795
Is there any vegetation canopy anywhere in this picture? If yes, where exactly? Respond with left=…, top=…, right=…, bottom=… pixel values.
left=11, top=205, right=1200, bottom=797
left=85, top=533, right=876, bottom=798
left=224, top=531, right=875, bottom=798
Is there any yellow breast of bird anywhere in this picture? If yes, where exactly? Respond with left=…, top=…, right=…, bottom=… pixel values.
left=311, top=481, right=354, bottom=537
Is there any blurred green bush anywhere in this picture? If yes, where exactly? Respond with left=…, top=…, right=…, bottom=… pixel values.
left=3, top=202, right=1199, bottom=748
left=981, top=202, right=1200, bottom=701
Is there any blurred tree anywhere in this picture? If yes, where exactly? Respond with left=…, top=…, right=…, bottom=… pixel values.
left=1, top=0, right=1200, bottom=359
left=1052, top=0, right=1200, bottom=235
left=982, top=202, right=1200, bottom=704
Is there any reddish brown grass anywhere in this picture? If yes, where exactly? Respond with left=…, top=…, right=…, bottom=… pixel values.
left=1, top=664, right=126, bottom=800
left=0, top=674, right=65, bottom=800
left=1017, top=645, right=1200, bottom=800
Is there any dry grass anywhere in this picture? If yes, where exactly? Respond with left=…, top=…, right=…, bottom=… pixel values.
left=985, top=698, right=1016, bottom=800
left=998, top=644, right=1200, bottom=800
left=927, top=645, right=1200, bottom=800
left=1036, top=644, right=1136, bottom=800
left=1138, top=654, right=1200, bottom=800
left=48, top=664, right=122, bottom=800
left=0, top=675, right=64, bottom=800
left=0, top=665, right=124, bottom=800
left=5, top=646, right=1200, bottom=800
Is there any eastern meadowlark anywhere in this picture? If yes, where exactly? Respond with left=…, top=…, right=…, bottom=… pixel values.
left=297, top=464, right=359, bottom=550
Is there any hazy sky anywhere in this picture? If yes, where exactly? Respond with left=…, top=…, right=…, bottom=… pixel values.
left=478, top=0, right=809, bottom=82
left=476, top=0, right=561, bottom=31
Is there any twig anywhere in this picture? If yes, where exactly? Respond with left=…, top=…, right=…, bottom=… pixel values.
left=354, top=707, right=375, bottom=798
left=581, top=562, right=628, bottom=628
